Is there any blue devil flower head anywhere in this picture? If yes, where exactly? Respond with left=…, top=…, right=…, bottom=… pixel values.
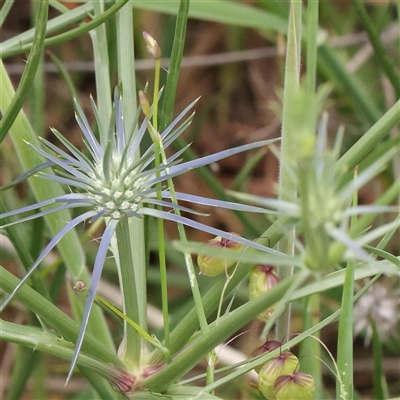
left=1, top=89, right=279, bottom=381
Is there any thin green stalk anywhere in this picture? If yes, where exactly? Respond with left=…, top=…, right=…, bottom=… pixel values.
left=0, top=0, right=14, bottom=27
left=371, top=319, right=390, bottom=399
left=336, top=100, right=400, bottom=173
left=0, top=0, right=129, bottom=59
left=142, top=3, right=208, bottom=336
left=276, top=0, right=302, bottom=343
left=155, top=160, right=171, bottom=354
left=7, top=346, right=42, bottom=400
left=160, top=0, right=190, bottom=131
left=206, top=350, right=217, bottom=389
left=33, top=356, right=46, bottom=400
left=306, top=0, right=318, bottom=97
left=96, top=294, right=170, bottom=358
left=336, top=172, right=359, bottom=400
left=48, top=52, right=79, bottom=101
left=152, top=55, right=171, bottom=355
left=29, top=1, right=45, bottom=138
left=353, top=0, right=400, bottom=99
left=300, top=4, right=322, bottom=393
left=317, top=44, right=382, bottom=125
left=231, top=148, right=266, bottom=191
left=115, top=1, right=148, bottom=369
left=299, top=294, right=323, bottom=397
left=158, top=143, right=209, bottom=335
left=49, top=0, right=70, bottom=14
left=90, top=0, right=111, bottom=148
left=0, top=0, right=48, bottom=143
left=115, top=219, right=142, bottom=369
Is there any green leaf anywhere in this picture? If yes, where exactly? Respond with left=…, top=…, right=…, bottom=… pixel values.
left=0, top=0, right=49, bottom=143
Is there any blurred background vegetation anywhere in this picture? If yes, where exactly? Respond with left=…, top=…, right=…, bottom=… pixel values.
left=1, top=1, right=399, bottom=399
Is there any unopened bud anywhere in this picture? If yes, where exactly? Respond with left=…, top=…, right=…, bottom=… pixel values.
left=143, top=31, right=161, bottom=59
left=258, top=352, right=299, bottom=400
left=274, top=372, right=315, bottom=400
left=248, top=265, right=280, bottom=321
left=197, top=233, right=243, bottom=276
left=251, top=340, right=282, bottom=373
left=139, top=90, right=151, bottom=118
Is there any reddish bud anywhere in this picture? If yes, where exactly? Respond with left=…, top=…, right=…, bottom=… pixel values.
left=248, top=265, right=280, bottom=321
left=274, top=372, right=315, bottom=400
left=251, top=340, right=282, bottom=373
left=258, top=352, right=299, bottom=400
left=139, top=90, right=151, bottom=118
left=197, top=233, right=243, bottom=276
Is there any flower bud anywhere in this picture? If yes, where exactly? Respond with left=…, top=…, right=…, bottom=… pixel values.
left=251, top=340, right=282, bottom=373
left=274, top=372, right=315, bottom=400
left=142, top=31, right=161, bottom=59
left=197, top=233, right=243, bottom=276
left=139, top=90, right=151, bottom=118
left=258, top=352, right=299, bottom=400
left=248, top=265, right=280, bottom=321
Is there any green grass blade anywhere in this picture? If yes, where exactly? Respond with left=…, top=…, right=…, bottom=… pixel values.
left=371, top=319, right=390, bottom=399
left=0, top=61, right=115, bottom=352
left=0, top=0, right=129, bottom=59
left=336, top=100, right=400, bottom=173
left=0, top=0, right=14, bottom=27
left=0, top=0, right=48, bottom=143
left=353, top=0, right=400, bottom=98
left=143, top=274, right=298, bottom=393
left=317, top=45, right=382, bottom=124
left=7, top=346, right=42, bottom=400
left=160, top=0, right=190, bottom=130
left=0, top=266, right=123, bottom=368
left=0, top=320, right=122, bottom=399
left=276, top=0, right=302, bottom=342
left=131, top=0, right=288, bottom=33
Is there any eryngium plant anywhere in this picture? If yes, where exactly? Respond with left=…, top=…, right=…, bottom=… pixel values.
left=0, top=88, right=278, bottom=383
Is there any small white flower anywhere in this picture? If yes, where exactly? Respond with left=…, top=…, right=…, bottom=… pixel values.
left=354, top=282, right=400, bottom=345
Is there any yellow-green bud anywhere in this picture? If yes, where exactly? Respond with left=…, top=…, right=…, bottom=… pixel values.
left=248, top=265, right=280, bottom=321
left=274, top=372, right=315, bottom=400
left=139, top=90, right=151, bottom=118
left=258, top=352, right=299, bottom=400
left=197, top=233, right=243, bottom=276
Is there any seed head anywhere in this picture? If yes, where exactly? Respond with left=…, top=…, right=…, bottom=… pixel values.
left=248, top=265, right=281, bottom=321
